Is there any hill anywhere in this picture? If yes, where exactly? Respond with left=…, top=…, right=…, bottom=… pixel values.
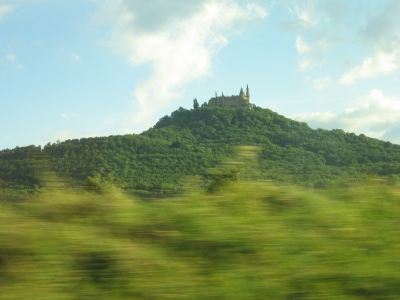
left=1, top=106, right=400, bottom=196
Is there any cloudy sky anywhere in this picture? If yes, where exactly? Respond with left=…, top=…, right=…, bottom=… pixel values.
left=1, top=0, right=400, bottom=150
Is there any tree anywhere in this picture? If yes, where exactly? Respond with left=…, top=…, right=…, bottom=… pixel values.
left=193, top=98, right=199, bottom=109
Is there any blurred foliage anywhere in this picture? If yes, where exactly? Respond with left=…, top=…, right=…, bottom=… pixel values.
left=2, top=106, right=400, bottom=197
left=1, top=183, right=400, bottom=298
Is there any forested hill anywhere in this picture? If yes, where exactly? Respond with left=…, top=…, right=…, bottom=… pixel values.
left=2, top=106, right=400, bottom=195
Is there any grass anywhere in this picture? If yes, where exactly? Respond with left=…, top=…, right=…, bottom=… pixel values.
left=1, top=183, right=400, bottom=299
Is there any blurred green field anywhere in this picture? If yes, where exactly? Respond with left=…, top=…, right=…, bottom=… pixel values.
left=1, top=183, right=400, bottom=299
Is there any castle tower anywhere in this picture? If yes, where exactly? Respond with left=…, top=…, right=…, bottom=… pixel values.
left=246, top=85, right=250, bottom=99
left=239, top=87, right=245, bottom=100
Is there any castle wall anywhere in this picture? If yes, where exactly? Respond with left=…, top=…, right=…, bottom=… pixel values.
left=206, top=86, right=251, bottom=109
left=208, top=95, right=250, bottom=109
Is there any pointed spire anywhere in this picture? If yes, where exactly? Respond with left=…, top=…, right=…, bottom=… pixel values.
left=246, top=84, right=250, bottom=98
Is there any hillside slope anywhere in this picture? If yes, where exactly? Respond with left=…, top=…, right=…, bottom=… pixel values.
left=1, top=106, right=400, bottom=195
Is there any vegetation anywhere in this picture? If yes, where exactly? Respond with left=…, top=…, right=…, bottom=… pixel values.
left=2, top=106, right=400, bottom=196
left=2, top=105, right=400, bottom=298
left=1, top=182, right=400, bottom=299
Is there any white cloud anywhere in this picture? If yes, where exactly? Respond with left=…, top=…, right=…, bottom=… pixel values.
left=97, top=0, right=267, bottom=124
left=292, top=1, right=327, bottom=27
left=280, top=0, right=330, bottom=31
left=340, top=50, right=400, bottom=85
left=295, top=36, right=309, bottom=54
left=279, top=1, right=344, bottom=72
left=0, top=4, right=12, bottom=20
left=6, top=53, right=15, bottom=61
left=0, top=53, right=24, bottom=68
left=280, top=0, right=398, bottom=82
left=292, top=89, right=400, bottom=143
left=311, top=76, right=332, bottom=90
left=339, top=0, right=400, bottom=85
left=294, top=111, right=337, bottom=123
left=295, top=35, right=331, bottom=71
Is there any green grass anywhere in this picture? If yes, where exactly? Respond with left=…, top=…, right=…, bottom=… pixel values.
left=1, top=183, right=400, bottom=299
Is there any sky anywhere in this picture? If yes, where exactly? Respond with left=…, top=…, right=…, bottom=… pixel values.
left=1, top=0, right=400, bottom=150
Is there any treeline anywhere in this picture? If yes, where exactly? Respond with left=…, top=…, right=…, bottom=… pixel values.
left=2, top=106, right=400, bottom=195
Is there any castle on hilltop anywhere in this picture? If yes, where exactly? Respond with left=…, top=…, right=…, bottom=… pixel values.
left=208, top=85, right=252, bottom=109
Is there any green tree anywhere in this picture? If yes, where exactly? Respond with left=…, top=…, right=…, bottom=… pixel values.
left=193, top=98, right=199, bottom=109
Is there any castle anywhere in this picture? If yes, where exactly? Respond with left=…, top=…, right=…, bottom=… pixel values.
left=208, top=85, right=251, bottom=109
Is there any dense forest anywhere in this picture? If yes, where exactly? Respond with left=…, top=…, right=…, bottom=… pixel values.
left=1, top=105, right=400, bottom=197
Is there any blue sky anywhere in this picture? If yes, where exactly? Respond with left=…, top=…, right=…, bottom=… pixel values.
left=1, top=0, right=400, bottom=150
